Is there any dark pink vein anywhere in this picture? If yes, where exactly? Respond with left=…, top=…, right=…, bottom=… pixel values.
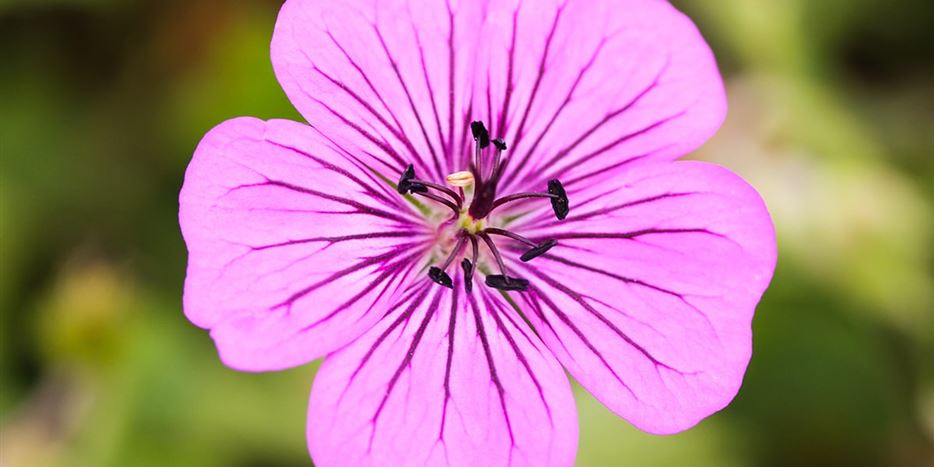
left=502, top=37, right=608, bottom=192
left=373, top=25, right=445, bottom=181
left=368, top=287, right=445, bottom=450
left=494, top=7, right=520, bottom=139
left=250, top=231, right=420, bottom=251
left=527, top=266, right=689, bottom=376
left=468, top=292, right=516, bottom=448
left=508, top=4, right=564, bottom=151
left=528, top=285, right=636, bottom=398
left=439, top=283, right=460, bottom=438
left=538, top=252, right=717, bottom=335
left=482, top=291, right=553, bottom=425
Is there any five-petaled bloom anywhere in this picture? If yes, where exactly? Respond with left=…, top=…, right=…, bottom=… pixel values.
left=179, top=0, right=777, bottom=465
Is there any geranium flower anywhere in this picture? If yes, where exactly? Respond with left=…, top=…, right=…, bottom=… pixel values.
left=179, top=0, right=777, bottom=465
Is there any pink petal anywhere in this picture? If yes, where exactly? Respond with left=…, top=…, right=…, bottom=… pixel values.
left=307, top=281, right=577, bottom=466
left=509, top=160, right=776, bottom=434
left=271, top=0, right=725, bottom=191
left=179, top=117, right=430, bottom=371
left=472, top=0, right=728, bottom=194
left=272, top=0, right=483, bottom=182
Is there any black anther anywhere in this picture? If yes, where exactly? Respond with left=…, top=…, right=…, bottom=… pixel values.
left=471, top=121, right=490, bottom=149
left=520, top=239, right=557, bottom=262
left=397, top=164, right=417, bottom=194
left=485, top=274, right=529, bottom=292
left=428, top=266, right=453, bottom=289
left=460, top=258, right=474, bottom=293
left=547, top=179, right=569, bottom=220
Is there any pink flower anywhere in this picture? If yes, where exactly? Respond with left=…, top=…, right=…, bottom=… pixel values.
left=179, top=0, right=777, bottom=465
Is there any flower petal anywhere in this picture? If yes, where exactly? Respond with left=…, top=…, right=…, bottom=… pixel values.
left=509, top=160, right=776, bottom=434
left=271, top=0, right=724, bottom=190
left=475, top=0, right=728, bottom=194
left=179, top=117, right=430, bottom=371
left=272, top=0, right=484, bottom=182
left=307, top=281, right=577, bottom=466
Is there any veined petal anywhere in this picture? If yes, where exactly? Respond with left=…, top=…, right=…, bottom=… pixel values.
left=473, top=0, right=727, bottom=194
left=271, top=0, right=724, bottom=191
left=179, top=117, right=430, bottom=371
left=509, top=160, right=776, bottom=434
left=272, top=0, right=484, bottom=182
left=307, top=280, right=577, bottom=466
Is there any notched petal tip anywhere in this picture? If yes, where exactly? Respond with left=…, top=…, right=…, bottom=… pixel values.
left=428, top=266, right=453, bottom=289
left=520, top=239, right=558, bottom=262
left=485, top=274, right=530, bottom=292
left=547, top=179, right=569, bottom=220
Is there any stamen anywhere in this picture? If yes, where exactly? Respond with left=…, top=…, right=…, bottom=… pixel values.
left=519, top=239, right=557, bottom=262
left=414, top=191, right=460, bottom=216
left=491, top=138, right=507, bottom=181
left=460, top=259, right=473, bottom=292
left=394, top=125, right=566, bottom=294
left=485, top=228, right=557, bottom=262
left=490, top=191, right=560, bottom=211
left=483, top=228, right=536, bottom=247
left=408, top=178, right=463, bottom=206
left=396, top=164, right=420, bottom=194
left=403, top=183, right=429, bottom=194
left=485, top=275, right=530, bottom=292
left=469, top=234, right=479, bottom=266
left=471, top=121, right=490, bottom=149
left=487, top=178, right=569, bottom=220
left=397, top=164, right=461, bottom=215
left=398, top=164, right=463, bottom=207
left=428, top=267, right=453, bottom=288
left=478, top=232, right=529, bottom=292
left=470, top=121, right=489, bottom=179
left=428, top=235, right=468, bottom=288
left=442, top=235, right=468, bottom=270
left=479, top=232, right=510, bottom=278
left=548, top=179, right=570, bottom=220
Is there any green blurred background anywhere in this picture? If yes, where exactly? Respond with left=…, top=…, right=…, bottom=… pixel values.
left=1, top=0, right=932, bottom=465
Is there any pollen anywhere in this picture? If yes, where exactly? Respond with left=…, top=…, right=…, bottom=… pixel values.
left=445, top=171, right=474, bottom=187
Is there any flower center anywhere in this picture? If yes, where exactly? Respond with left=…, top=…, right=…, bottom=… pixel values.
left=397, top=121, right=570, bottom=293
left=457, top=212, right=485, bottom=234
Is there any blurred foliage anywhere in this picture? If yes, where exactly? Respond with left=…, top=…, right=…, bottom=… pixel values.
left=1, top=0, right=932, bottom=466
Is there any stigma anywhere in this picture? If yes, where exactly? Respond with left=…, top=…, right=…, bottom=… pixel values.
left=398, top=121, right=570, bottom=293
